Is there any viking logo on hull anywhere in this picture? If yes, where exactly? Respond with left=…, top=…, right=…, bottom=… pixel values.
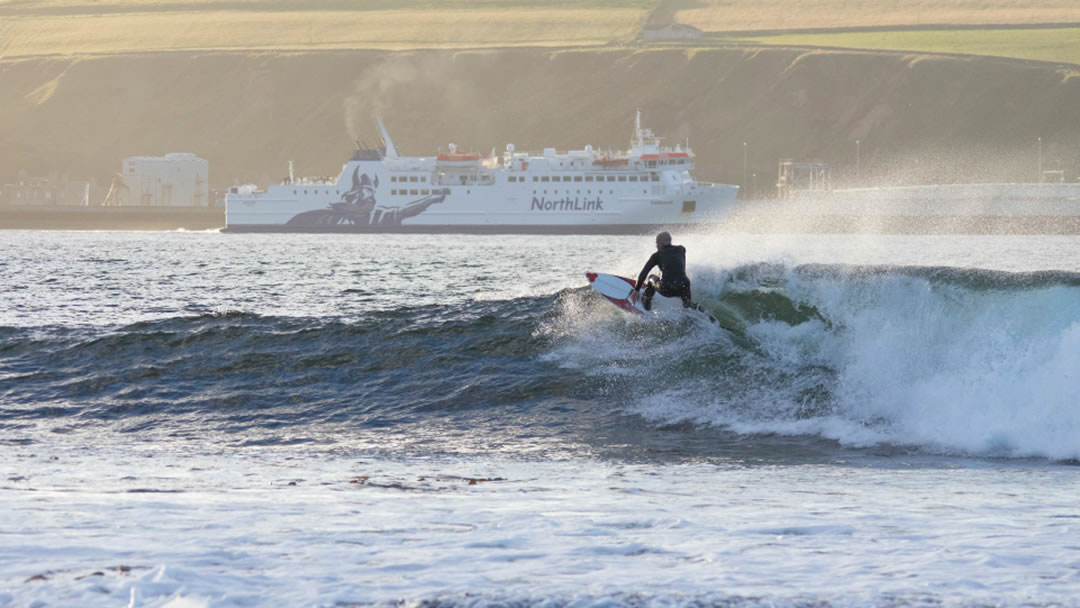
left=286, top=168, right=446, bottom=226
left=530, top=197, right=604, bottom=212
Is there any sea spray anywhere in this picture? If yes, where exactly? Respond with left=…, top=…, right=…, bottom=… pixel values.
left=602, top=264, right=1080, bottom=459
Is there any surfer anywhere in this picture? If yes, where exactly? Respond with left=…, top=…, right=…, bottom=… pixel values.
left=630, top=231, right=693, bottom=310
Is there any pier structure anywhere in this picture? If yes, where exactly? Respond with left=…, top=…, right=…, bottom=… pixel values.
left=776, top=160, right=830, bottom=199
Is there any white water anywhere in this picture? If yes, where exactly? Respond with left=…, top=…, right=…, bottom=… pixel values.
left=611, top=263, right=1080, bottom=460
left=4, top=444, right=1080, bottom=608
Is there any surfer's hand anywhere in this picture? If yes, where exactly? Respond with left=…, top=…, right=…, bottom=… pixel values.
left=629, top=290, right=640, bottom=303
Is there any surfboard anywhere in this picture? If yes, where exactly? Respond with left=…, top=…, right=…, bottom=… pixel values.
left=585, top=272, right=643, bottom=314
left=585, top=271, right=719, bottom=324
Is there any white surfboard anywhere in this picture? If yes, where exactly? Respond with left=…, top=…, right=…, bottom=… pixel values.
left=585, top=272, right=642, bottom=314
left=585, top=271, right=719, bottom=324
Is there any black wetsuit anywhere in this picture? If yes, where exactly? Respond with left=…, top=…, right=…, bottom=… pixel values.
left=634, top=244, right=692, bottom=309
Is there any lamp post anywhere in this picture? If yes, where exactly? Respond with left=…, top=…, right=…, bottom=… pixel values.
left=856, top=139, right=861, bottom=185
left=742, top=142, right=748, bottom=199
left=1037, top=136, right=1043, bottom=182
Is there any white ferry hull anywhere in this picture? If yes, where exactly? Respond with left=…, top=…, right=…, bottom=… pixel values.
left=225, top=114, right=737, bottom=234
left=225, top=180, right=737, bottom=233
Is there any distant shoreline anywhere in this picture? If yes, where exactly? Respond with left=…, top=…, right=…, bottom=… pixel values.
left=0, top=205, right=224, bottom=231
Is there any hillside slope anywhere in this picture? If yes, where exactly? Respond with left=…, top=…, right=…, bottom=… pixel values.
left=2, top=47, right=1079, bottom=193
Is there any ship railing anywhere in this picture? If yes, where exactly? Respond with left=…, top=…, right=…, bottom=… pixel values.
left=434, top=174, right=496, bottom=187
left=281, top=177, right=337, bottom=185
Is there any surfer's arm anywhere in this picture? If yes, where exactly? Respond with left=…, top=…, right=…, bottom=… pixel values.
left=634, top=253, right=659, bottom=291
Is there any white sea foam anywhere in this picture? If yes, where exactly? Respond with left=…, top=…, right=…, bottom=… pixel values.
left=566, top=260, right=1080, bottom=460
left=3, top=446, right=1078, bottom=607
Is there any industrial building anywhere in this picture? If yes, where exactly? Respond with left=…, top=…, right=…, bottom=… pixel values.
left=117, top=153, right=209, bottom=207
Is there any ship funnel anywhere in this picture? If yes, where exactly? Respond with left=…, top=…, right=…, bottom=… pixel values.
left=376, top=117, right=399, bottom=158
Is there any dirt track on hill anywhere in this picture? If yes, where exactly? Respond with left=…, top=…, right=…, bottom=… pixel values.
left=2, top=46, right=1079, bottom=194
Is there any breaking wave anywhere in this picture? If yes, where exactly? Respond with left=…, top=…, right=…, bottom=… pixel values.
left=545, top=263, right=1080, bottom=460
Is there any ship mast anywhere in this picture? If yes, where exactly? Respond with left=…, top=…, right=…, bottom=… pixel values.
left=634, top=109, right=643, bottom=148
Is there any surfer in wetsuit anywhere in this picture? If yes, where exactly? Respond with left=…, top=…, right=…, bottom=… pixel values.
left=630, top=231, right=693, bottom=310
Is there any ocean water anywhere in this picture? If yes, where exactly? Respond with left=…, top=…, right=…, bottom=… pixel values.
left=2, top=231, right=1080, bottom=607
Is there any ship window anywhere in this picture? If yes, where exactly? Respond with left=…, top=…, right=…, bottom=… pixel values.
left=607, top=176, right=616, bottom=182
left=651, top=175, right=660, bottom=182
left=421, top=176, right=427, bottom=182
left=647, top=161, right=656, bottom=168
left=467, top=190, right=470, bottom=194
left=585, top=176, right=593, bottom=182
left=391, top=189, right=396, bottom=195
left=618, top=176, right=627, bottom=182
left=532, top=176, right=538, bottom=182
left=422, top=189, right=429, bottom=195
left=629, top=176, right=638, bottom=182
left=508, top=176, right=516, bottom=182
left=682, top=200, right=696, bottom=213
left=541, top=176, right=549, bottom=182
left=409, top=189, right=418, bottom=195
left=574, top=176, right=582, bottom=182
left=390, top=176, right=396, bottom=182
left=409, top=176, right=418, bottom=182
left=304, top=190, right=308, bottom=194
left=293, top=190, right=297, bottom=195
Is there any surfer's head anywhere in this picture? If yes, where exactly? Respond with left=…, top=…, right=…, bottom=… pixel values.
left=655, top=231, right=672, bottom=248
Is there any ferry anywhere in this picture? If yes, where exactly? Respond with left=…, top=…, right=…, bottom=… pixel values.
left=224, top=112, right=738, bottom=233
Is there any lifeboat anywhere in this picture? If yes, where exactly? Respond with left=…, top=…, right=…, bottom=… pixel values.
left=437, top=143, right=485, bottom=167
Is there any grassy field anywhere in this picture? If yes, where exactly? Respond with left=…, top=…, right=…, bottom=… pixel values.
left=667, top=0, right=1080, bottom=32
left=0, top=1, right=654, bottom=56
left=729, top=28, right=1080, bottom=66
left=4, top=0, right=1080, bottom=59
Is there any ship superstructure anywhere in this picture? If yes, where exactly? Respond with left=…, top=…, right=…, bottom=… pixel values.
left=225, top=112, right=738, bottom=233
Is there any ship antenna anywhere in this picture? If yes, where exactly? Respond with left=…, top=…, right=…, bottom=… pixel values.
left=634, top=109, right=642, bottom=147
left=377, top=117, right=399, bottom=158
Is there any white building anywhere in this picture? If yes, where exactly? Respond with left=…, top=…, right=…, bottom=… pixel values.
left=122, top=153, right=209, bottom=207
